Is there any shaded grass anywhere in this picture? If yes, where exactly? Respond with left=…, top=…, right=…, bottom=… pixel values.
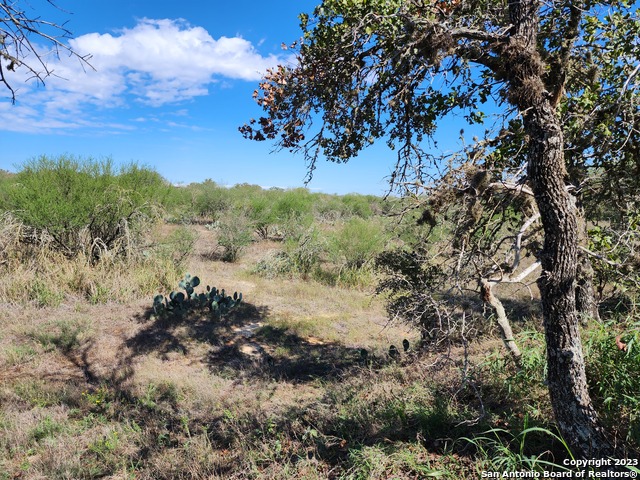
left=2, top=313, right=632, bottom=478
left=1, top=216, right=638, bottom=478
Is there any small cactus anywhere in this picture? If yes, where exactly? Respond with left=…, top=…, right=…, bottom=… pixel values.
left=153, top=294, right=166, bottom=314
left=388, top=344, right=400, bottom=359
left=179, top=273, right=201, bottom=298
left=169, top=291, right=186, bottom=308
left=152, top=274, right=241, bottom=319
left=208, top=289, right=242, bottom=317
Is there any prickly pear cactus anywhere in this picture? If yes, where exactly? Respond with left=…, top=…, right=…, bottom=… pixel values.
left=152, top=273, right=242, bottom=319
left=210, top=290, right=242, bottom=316
left=153, top=294, right=166, bottom=314
left=178, top=273, right=201, bottom=298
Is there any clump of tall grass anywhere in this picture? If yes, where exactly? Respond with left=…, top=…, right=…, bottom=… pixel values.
left=0, top=211, right=192, bottom=305
left=461, top=423, right=574, bottom=474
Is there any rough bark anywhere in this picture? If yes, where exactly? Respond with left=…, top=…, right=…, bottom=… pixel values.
left=506, top=0, right=613, bottom=459
left=576, top=207, right=601, bottom=322
left=576, top=252, right=601, bottom=322
left=526, top=106, right=612, bottom=458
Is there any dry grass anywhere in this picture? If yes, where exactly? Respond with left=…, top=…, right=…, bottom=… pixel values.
left=0, top=220, right=564, bottom=479
left=0, top=216, right=191, bottom=307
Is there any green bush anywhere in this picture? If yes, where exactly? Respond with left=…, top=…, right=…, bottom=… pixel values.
left=329, top=217, right=388, bottom=269
left=585, top=318, right=640, bottom=446
left=161, top=185, right=193, bottom=221
left=285, top=226, right=325, bottom=276
left=247, top=191, right=276, bottom=239
left=340, top=193, right=375, bottom=218
left=191, top=180, right=231, bottom=221
left=253, top=226, right=325, bottom=279
left=313, top=193, right=345, bottom=221
left=151, top=225, right=197, bottom=270
left=5, top=155, right=168, bottom=259
left=216, top=211, right=254, bottom=262
left=242, top=188, right=314, bottom=240
left=272, top=188, right=313, bottom=220
left=0, top=169, right=14, bottom=211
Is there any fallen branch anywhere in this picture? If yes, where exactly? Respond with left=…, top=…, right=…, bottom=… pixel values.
left=481, top=279, right=522, bottom=366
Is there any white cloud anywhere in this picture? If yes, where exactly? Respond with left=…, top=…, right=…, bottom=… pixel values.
left=0, top=18, right=283, bottom=132
left=62, top=18, right=280, bottom=105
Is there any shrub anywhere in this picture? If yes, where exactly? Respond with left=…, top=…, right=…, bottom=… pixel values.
left=0, top=169, right=14, bottom=210
left=0, top=211, right=22, bottom=265
left=340, top=193, right=374, bottom=218
left=247, top=191, right=276, bottom=239
left=272, top=188, right=313, bottom=221
left=313, top=194, right=345, bottom=221
left=252, top=251, right=296, bottom=278
left=5, top=155, right=168, bottom=260
left=329, top=217, right=387, bottom=269
left=252, top=226, right=325, bottom=279
left=585, top=318, right=640, bottom=446
left=160, top=185, right=193, bottom=221
left=151, top=225, right=197, bottom=270
left=285, top=226, right=325, bottom=277
left=191, top=180, right=231, bottom=221
left=242, top=188, right=315, bottom=240
left=215, top=211, right=253, bottom=262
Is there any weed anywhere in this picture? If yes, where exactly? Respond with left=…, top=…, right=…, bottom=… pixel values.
left=2, top=344, right=37, bottom=366
left=139, top=381, right=180, bottom=410
left=344, top=443, right=446, bottom=479
left=88, top=429, right=121, bottom=458
left=81, top=386, right=112, bottom=412
left=13, top=379, right=69, bottom=407
left=30, top=318, right=91, bottom=353
left=28, top=278, right=64, bottom=307
left=29, top=416, right=65, bottom=443
left=585, top=318, right=640, bottom=445
left=461, top=423, right=574, bottom=473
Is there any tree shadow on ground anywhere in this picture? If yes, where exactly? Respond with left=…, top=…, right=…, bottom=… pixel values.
left=129, top=301, right=372, bottom=383
left=501, top=296, right=542, bottom=322
left=206, top=324, right=369, bottom=382
left=229, top=355, right=573, bottom=476
left=128, top=301, right=271, bottom=361
left=12, top=303, right=573, bottom=478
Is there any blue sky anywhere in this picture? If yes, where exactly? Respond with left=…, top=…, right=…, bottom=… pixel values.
left=0, top=0, right=463, bottom=195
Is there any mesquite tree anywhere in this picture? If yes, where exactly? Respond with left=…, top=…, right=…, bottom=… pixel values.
left=1, top=0, right=91, bottom=102
left=242, top=0, right=640, bottom=457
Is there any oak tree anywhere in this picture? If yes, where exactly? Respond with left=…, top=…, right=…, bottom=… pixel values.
left=242, top=0, right=640, bottom=458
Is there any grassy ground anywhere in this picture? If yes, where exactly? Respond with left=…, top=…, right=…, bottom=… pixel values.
left=0, top=224, right=633, bottom=479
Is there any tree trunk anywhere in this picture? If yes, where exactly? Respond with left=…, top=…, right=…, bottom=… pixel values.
left=576, top=207, right=601, bottom=322
left=526, top=107, right=612, bottom=458
left=507, top=0, right=613, bottom=459
left=576, top=252, right=601, bottom=322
